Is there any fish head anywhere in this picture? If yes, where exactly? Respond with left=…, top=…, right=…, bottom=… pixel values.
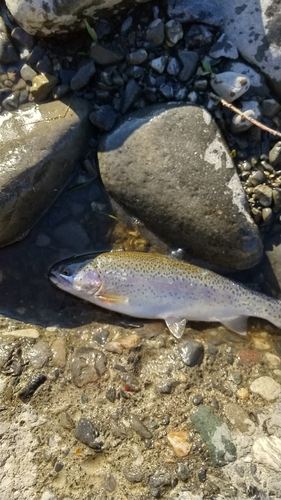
left=49, top=256, right=102, bottom=298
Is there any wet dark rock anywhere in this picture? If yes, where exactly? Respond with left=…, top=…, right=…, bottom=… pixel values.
left=120, top=373, right=140, bottom=392
left=11, top=26, right=34, bottom=49
left=123, top=467, right=144, bottom=483
left=106, top=386, right=116, bottom=403
left=178, top=50, right=199, bottom=82
left=146, top=19, right=164, bottom=47
left=165, top=20, right=183, bottom=46
left=18, top=374, right=47, bottom=403
left=166, top=0, right=224, bottom=26
left=1, top=90, right=20, bottom=110
left=149, top=56, right=168, bottom=74
left=36, top=55, right=53, bottom=74
left=75, top=418, right=102, bottom=450
left=186, top=24, right=213, bottom=48
left=209, top=34, right=238, bottom=60
left=176, top=463, right=189, bottom=482
left=26, top=45, right=46, bottom=67
left=70, top=61, right=96, bottom=91
left=198, top=469, right=207, bottom=482
left=20, top=64, right=37, bottom=83
left=178, top=339, right=204, bottom=367
left=90, top=44, right=124, bottom=66
left=92, top=328, right=110, bottom=345
left=129, top=414, right=152, bottom=439
left=155, top=379, right=179, bottom=394
left=98, top=103, right=263, bottom=270
left=128, top=49, right=148, bottom=65
left=54, top=462, right=64, bottom=473
left=191, top=405, right=237, bottom=466
left=254, top=185, right=273, bottom=208
left=0, top=97, right=93, bottom=248
left=149, top=470, right=171, bottom=497
left=247, top=170, right=267, bottom=187
left=0, top=18, right=19, bottom=63
left=121, top=79, right=141, bottom=114
left=71, top=347, right=107, bottom=388
left=89, top=105, right=117, bottom=131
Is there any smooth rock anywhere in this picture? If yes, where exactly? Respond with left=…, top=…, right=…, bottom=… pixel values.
left=30, top=74, right=59, bottom=101
left=252, top=436, right=281, bottom=472
left=178, top=339, right=204, bottom=367
left=178, top=50, right=199, bottom=82
left=225, top=61, right=270, bottom=98
left=89, top=105, right=117, bottom=131
left=128, top=49, right=147, bottom=65
left=98, top=103, right=263, bottom=270
left=123, top=467, right=144, bottom=483
left=221, top=0, right=281, bottom=97
left=27, top=340, right=50, bottom=369
left=191, top=405, right=237, bottom=466
left=70, top=61, right=95, bottom=91
left=121, top=79, right=141, bottom=114
left=167, top=57, right=180, bottom=76
left=254, top=185, right=273, bottom=208
left=0, top=17, right=18, bottom=63
left=262, top=98, right=281, bottom=118
left=129, top=414, right=152, bottom=439
left=166, top=0, right=224, bottom=26
left=250, top=376, right=281, bottom=401
left=1, top=328, right=40, bottom=338
left=224, top=402, right=255, bottom=434
left=146, top=18, right=164, bottom=46
left=210, top=72, right=250, bottom=102
left=102, top=474, right=116, bottom=492
left=164, top=20, right=183, bottom=45
left=90, top=43, right=124, bottom=66
left=20, top=64, right=37, bottom=83
left=75, top=418, right=102, bottom=450
left=71, top=347, right=107, bottom=388
left=209, top=34, right=238, bottom=59
left=149, top=56, right=168, bottom=74
left=269, top=141, right=281, bottom=168
left=231, top=101, right=262, bottom=133
left=51, top=338, right=67, bottom=368
left=155, top=379, right=179, bottom=394
left=0, top=98, right=92, bottom=247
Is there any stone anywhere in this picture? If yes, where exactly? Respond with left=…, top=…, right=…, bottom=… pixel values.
left=70, top=60, right=96, bottom=91
left=209, top=34, right=238, bottom=59
left=252, top=436, right=281, bottom=472
left=51, top=338, right=67, bottom=368
left=167, top=430, right=191, bottom=457
left=262, top=98, right=281, bottom=118
left=90, top=44, right=124, bottom=66
left=20, top=64, right=37, bottom=83
left=149, top=471, right=171, bottom=498
left=155, top=379, right=179, bottom=394
left=167, top=57, right=180, bottom=76
left=0, top=17, right=18, bottom=63
left=98, top=103, right=263, bottom=270
left=128, top=49, right=147, bottom=65
left=250, top=376, right=281, bottom=401
left=221, top=1, right=281, bottom=97
left=166, top=0, right=223, bottom=26
left=121, top=79, right=142, bottom=114
left=146, top=19, right=164, bottom=46
left=89, top=105, right=117, bottom=131
left=225, top=61, right=270, bottom=98
left=254, top=185, right=273, bottom=207
left=269, top=141, right=281, bottom=168
left=30, top=74, right=59, bottom=101
left=164, top=20, right=183, bottom=46
left=11, top=26, right=34, bottom=49
left=102, top=474, right=116, bottom=492
left=149, top=56, right=168, bottom=74
left=210, top=72, right=250, bottom=103
left=71, top=347, right=107, bottom=388
left=178, top=50, right=199, bottom=82
left=0, top=98, right=92, bottom=247
left=178, top=339, right=204, bottom=367
left=75, top=418, right=102, bottom=450
left=224, top=402, right=255, bottom=435
left=1, top=328, right=40, bottom=338
left=129, top=414, right=152, bottom=439
left=191, top=405, right=237, bottom=466
left=231, top=101, right=262, bottom=134
left=123, top=467, right=144, bottom=483
left=27, top=340, right=50, bottom=369
left=175, top=463, right=189, bottom=481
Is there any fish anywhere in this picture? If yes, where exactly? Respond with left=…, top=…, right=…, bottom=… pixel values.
left=49, top=251, right=281, bottom=338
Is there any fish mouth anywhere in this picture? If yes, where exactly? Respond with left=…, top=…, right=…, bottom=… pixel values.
left=49, top=273, right=59, bottom=285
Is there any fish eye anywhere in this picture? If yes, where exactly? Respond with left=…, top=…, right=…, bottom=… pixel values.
left=60, top=267, right=72, bottom=277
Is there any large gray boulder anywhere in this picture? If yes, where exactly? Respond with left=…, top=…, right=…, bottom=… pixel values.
left=4, top=0, right=136, bottom=37
left=0, top=97, right=93, bottom=247
left=221, top=0, right=281, bottom=97
left=98, top=103, right=263, bottom=270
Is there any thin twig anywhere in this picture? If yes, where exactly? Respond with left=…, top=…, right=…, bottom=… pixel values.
left=209, top=92, right=281, bottom=138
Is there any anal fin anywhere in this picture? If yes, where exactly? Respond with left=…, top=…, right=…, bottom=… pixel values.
left=221, top=316, right=248, bottom=335
left=165, top=318, right=186, bottom=339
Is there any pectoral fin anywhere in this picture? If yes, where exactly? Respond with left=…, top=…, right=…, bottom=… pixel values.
left=97, top=294, right=128, bottom=304
left=165, top=318, right=186, bottom=338
left=221, top=316, right=248, bottom=335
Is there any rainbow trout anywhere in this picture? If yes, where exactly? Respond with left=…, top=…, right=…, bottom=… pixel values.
left=49, top=251, right=281, bottom=338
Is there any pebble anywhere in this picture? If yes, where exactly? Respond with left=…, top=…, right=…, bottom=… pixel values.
left=178, top=339, right=204, bottom=367
left=272, top=188, right=281, bottom=210
left=164, top=20, right=183, bottom=45
left=210, top=72, right=250, bottom=102
left=269, top=141, right=281, bottom=168
left=89, top=105, right=117, bottom=131
left=250, top=376, right=281, bottom=401
left=1, top=327, right=40, bottom=338
left=264, top=352, right=281, bottom=368
left=149, top=471, right=171, bottom=498
left=254, top=185, right=273, bottom=207
left=128, top=49, right=147, bottom=65
left=262, top=98, right=281, bottom=118
left=247, top=170, right=267, bottom=187
left=27, top=340, right=51, bottom=369
left=191, top=405, right=237, bottom=466
left=105, top=332, right=140, bottom=353
left=129, top=414, right=152, bottom=439
left=20, top=63, right=37, bottom=83
left=146, top=19, right=164, bottom=46
left=178, top=50, right=199, bottom=82
left=236, top=387, right=249, bottom=400
left=30, top=74, right=59, bottom=101
left=102, top=473, right=116, bottom=492
left=175, top=463, right=189, bottom=482
left=167, top=57, right=180, bottom=76
left=224, top=402, right=255, bottom=435
left=149, top=56, right=168, bottom=74
left=123, top=467, right=144, bottom=483
left=167, top=430, right=191, bottom=457
left=74, top=418, right=102, bottom=450
left=70, top=61, right=96, bottom=91
left=209, top=34, right=238, bottom=59
left=121, top=79, right=141, bottom=114
left=155, top=379, right=179, bottom=394
left=252, top=436, right=281, bottom=472
left=90, top=44, right=124, bottom=65
left=51, top=338, right=67, bottom=368
left=18, top=374, right=47, bottom=403
left=59, top=412, right=75, bottom=430
left=71, top=347, right=107, bottom=388
left=252, top=337, right=271, bottom=350
left=237, top=349, right=261, bottom=365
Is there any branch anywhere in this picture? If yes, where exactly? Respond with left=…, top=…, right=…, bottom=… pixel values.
left=209, top=92, right=281, bottom=138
